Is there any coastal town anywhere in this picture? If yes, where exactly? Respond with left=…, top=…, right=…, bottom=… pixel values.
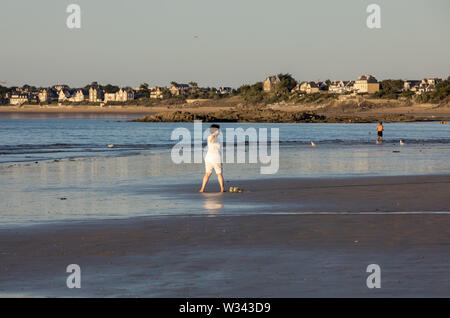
left=0, top=74, right=447, bottom=106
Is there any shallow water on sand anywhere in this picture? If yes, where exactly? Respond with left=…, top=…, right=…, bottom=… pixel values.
left=1, top=140, right=450, bottom=226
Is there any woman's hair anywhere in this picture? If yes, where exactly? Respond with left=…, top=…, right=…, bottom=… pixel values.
left=210, top=124, right=220, bottom=134
left=379, top=121, right=383, bottom=124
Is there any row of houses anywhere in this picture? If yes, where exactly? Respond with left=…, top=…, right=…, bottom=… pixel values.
left=6, top=86, right=135, bottom=105
left=264, top=74, right=443, bottom=95
left=264, top=74, right=381, bottom=94
left=403, top=78, right=442, bottom=94
left=2, top=77, right=443, bottom=105
left=2, top=83, right=234, bottom=105
left=168, top=84, right=232, bottom=96
left=53, top=86, right=136, bottom=104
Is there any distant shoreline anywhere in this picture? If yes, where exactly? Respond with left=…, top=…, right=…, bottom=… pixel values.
left=0, top=105, right=158, bottom=119
left=0, top=105, right=156, bottom=113
left=1, top=103, right=450, bottom=122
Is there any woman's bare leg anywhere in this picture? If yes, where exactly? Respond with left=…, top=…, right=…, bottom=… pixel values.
left=217, top=173, right=225, bottom=192
left=199, top=172, right=212, bottom=192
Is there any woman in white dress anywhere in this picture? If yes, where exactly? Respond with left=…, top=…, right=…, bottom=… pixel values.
left=199, top=124, right=225, bottom=193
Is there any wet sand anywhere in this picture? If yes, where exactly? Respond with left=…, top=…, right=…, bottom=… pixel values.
left=171, top=174, right=450, bottom=213
left=0, top=175, right=449, bottom=297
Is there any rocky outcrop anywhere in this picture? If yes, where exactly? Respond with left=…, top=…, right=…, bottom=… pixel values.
left=130, top=109, right=327, bottom=123
left=130, top=107, right=431, bottom=123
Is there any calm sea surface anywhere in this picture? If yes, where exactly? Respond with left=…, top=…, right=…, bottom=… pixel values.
left=1, top=118, right=449, bottom=163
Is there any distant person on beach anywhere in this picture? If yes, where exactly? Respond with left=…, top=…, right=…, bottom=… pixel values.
left=376, top=121, right=384, bottom=144
left=200, top=124, right=225, bottom=193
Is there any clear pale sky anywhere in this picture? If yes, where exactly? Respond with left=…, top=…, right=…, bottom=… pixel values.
left=1, top=0, right=449, bottom=88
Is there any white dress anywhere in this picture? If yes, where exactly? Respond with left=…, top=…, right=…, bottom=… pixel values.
left=204, top=135, right=222, bottom=174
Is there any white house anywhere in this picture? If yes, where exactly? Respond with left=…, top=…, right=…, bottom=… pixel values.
left=170, top=84, right=190, bottom=96
left=9, top=92, right=30, bottom=105
left=263, top=75, right=280, bottom=92
left=116, top=88, right=134, bottom=102
left=89, top=86, right=103, bottom=103
left=150, top=86, right=165, bottom=99
left=103, top=88, right=135, bottom=103
left=58, top=90, right=71, bottom=102
left=353, top=75, right=380, bottom=94
left=38, top=89, right=50, bottom=103
left=329, top=81, right=348, bottom=94
left=69, top=89, right=88, bottom=103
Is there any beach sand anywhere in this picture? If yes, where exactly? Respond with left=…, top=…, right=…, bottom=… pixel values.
left=0, top=105, right=231, bottom=119
left=0, top=175, right=449, bottom=297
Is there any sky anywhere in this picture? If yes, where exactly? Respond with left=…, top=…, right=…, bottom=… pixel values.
left=1, top=0, right=449, bottom=88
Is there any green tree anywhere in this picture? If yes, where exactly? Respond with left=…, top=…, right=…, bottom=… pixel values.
left=370, top=79, right=404, bottom=99
left=237, top=84, right=251, bottom=94
left=0, top=85, right=9, bottom=97
left=401, top=90, right=415, bottom=98
left=139, top=83, right=150, bottom=98
left=103, top=84, right=120, bottom=93
left=140, top=83, right=149, bottom=90
left=237, top=82, right=267, bottom=104
left=277, top=73, right=297, bottom=92
left=429, top=79, right=450, bottom=102
left=380, top=79, right=404, bottom=93
left=84, top=82, right=100, bottom=90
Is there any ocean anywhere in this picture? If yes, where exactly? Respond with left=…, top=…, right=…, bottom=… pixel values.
left=1, top=118, right=450, bottom=163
